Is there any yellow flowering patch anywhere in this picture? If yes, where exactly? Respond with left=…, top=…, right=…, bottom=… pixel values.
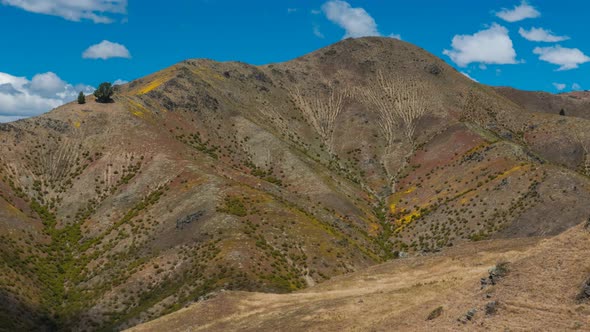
left=368, top=222, right=380, bottom=236
left=395, top=210, right=422, bottom=227
left=389, top=203, right=397, bottom=214
left=389, top=186, right=417, bottom=213
left=404, top=186, right=416, bottom=194
left=73, top=121, right=81, bottom=128
left=500, top=164, right=525, bottom=177
left=129, top=69, right=176, bottom=95
left=137, top=76, right=168, bottom=94
left=126, top=99, right=149, bottom=118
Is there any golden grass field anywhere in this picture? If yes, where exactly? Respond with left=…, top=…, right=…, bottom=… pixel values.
left=129, top=222, right=590, bottom=331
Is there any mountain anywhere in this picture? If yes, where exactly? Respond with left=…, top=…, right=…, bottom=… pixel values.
left=1, top=37, right=589, bottom=331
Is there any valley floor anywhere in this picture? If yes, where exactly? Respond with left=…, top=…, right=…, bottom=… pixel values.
left=128, top=222, right=590, bottom=331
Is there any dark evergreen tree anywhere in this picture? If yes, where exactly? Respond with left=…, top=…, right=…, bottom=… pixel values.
left=77, top=91, right=86, bottom=104
left=94, top=83, right=114, bottom=103
left=559, top=109, right=565, bottom=116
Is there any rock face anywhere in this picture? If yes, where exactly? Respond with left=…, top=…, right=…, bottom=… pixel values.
left=0, top=37, right=590, bottom=331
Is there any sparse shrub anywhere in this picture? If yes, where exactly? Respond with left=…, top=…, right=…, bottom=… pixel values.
left=218, top=197, right=247, bottom=217
left=426, top=306, right=443, bottom=320
left=485, top=301, right=498, bottom=315
left=493, top=261, right=509, bottom=277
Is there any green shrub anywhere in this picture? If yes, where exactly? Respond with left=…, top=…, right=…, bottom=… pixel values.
left=219, top=197, right=247, bottom=217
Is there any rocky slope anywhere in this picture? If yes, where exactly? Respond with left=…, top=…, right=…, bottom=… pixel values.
left=0, top=37, right=589, bottom=331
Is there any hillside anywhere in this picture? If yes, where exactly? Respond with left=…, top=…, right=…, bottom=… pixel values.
left=128, top=222, right=590, bottom=332
left=1, top=37, right=589, bottom=331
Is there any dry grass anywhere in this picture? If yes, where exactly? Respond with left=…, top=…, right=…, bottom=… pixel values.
left=129, top=223, right=590, bottom=331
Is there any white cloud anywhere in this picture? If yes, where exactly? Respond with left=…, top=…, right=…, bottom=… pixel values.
left=461, top=72, right=478, bottom=82
left=322, top=0, right=378, bottom=38
left=113, top=79, right=128, bottom=86
left=0, top=72, right=94, bottom=122
left=313, top=25, right=325, bottom=39
left=443, top=23, right=518, bottom=67
left=287, top=8, right=297, bottom=13
left=311, top=9, right=321, bottom=15
left=572, top=83, right=582, bottom=90
left=388, top=33, right=401, bottom=40
left=321, top=0, right=399, bottom=39
left=1, top=0, right=127, bottom=23
left=533, top=45, right=590, bottom=70
left=552, top=83, right=566, bottom=91
left=29, top=72, right=67, bottom=97
left=83, top=40, right=131, bottom=60
left=519, top=27, right=569, bottom=42
left=496, top=1, right=540, bottom=22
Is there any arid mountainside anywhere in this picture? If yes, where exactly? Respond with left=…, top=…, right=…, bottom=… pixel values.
left=1, top=37, right=589, bottom=331
left=128, top=223, right=590, bottom=332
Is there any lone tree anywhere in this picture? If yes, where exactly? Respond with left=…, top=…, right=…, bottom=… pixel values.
left=77, top=91, right=86, bottom=104
left=559, top=108, right=566, bottom=116
left=94, top=82, right=114, bottom=103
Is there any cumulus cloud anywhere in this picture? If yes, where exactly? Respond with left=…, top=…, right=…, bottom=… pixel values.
left=1, top=0, right=127, bottom=23
left=533, top=45, right=590, bottom=70
left=443, top=23, right=518, bottom=67
left=496, top=1, right=540, bottom=22
left=552, top=83, right=566, bottom=91
left=29, top=72, right=68, bottom=97
left=113, top=79, right=129, bottom=86
left=321, top=0, right=399, bottom=39
left=519, top=27, right=569, bottom=42
left=0, top=72, right=94, bottom=122
left=322, top=0, right=378, bottom=38
left=572, top=83, right=582, bottom=90
left=83, top=40, right=131, bottom=60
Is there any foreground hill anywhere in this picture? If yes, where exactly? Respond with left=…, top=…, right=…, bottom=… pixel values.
left=0, top=37, right=589, bottom=330
left=128, top=222, right=590, bottom=331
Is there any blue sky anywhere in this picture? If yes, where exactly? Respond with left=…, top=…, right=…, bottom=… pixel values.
left=1, top=0, right=589, bottom=121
